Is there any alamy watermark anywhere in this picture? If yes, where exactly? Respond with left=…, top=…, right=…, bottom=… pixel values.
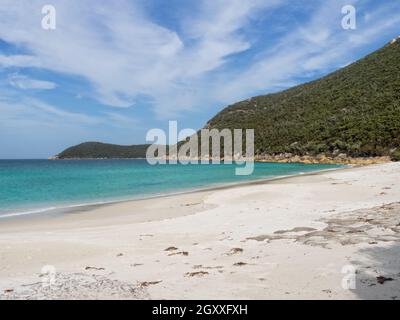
left=41, top=4, right=56, bottom=30
left=341, top=5, right=357, bottom=30
left=341, top=264, right=357, bottom=290
left=41, top=265, right=57, bottom=288
left=40, top=4, right=356, bottom=31
left=146, top=121, right=255, bottom=175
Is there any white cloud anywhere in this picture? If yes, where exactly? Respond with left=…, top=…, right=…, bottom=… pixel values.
left=0, top=54, right=40, bottom=68
left=0, top=94, right=141, bottom=131
left=8, top=73, right=57, bottom=90
left=0, top=97, right=101, bottom=128
left=179, top=0, right=282, bottom=76
left=102, top=111, right=139, bottom=128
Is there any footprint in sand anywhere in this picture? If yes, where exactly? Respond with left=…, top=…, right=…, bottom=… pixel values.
left=140, top=280, right=162, bottom=287
left=226, top=248, right=244, bottom=255
left=168, top=251, right=189, bottom=256
left=164, top=246, right=178, bottom=252
left=130, top=263, right=144, bottom=267
left=185, top=271, right=209, bottom=277
left=85, top=266, right=105, bottom=271
left=193, top=265, right=223, bottom=270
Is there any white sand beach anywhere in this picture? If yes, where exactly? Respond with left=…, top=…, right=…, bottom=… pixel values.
left=0, top=162, right=400, bottom=300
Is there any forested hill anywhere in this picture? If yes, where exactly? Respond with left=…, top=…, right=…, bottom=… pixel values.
left=55, top=142, right=150, bottom=159
left=206, top=39, right=400, bottom=160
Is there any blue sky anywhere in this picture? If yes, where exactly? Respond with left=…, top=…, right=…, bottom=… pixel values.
left=0, top=0, right=399, bottom=158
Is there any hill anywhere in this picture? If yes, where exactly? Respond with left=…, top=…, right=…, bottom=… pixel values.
left=55, top=142, right=150, bottom=159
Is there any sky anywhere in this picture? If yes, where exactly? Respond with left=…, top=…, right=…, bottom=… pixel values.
left=0, top=0, right=399, bottom=159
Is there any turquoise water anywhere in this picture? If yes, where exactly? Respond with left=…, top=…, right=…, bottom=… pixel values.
left=0, top=160, right=343, bottom=217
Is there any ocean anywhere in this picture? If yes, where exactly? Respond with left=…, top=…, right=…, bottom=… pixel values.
left=0, top=160, right=343, bottom=218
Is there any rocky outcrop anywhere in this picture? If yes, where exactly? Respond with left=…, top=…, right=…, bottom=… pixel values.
left=255, top=154, right=391, bottom=165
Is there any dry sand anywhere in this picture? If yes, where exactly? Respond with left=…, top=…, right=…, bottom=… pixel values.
left=0, top=162, right=400, bottom=300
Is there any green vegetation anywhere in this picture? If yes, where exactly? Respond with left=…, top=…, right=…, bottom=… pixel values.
left=56, top=142, right=150, bottom=159
left=391, top=150, right=400, bottom=162
left=207, top=41, right=400, bottom=158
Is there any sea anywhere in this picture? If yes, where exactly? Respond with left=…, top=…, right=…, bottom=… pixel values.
left=0, top=160, right=344, bottom=218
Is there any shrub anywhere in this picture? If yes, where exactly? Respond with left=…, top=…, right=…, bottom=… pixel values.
left=391, top=150, right=400, bottom=162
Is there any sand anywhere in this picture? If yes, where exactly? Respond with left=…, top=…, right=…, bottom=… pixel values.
left=0, top=162, right=399, bottom=300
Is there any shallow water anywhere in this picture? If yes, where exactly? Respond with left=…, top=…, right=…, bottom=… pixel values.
left=0, top=159, right=343, bottom=217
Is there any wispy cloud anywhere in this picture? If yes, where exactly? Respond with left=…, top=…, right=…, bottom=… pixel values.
left=0, top=97, right=101, bottom=128
left=0, top=0, right=285, bottom=114
left=8, top=73, right=57, bottom=90
left=102, top=111, right=140, bottom=128
left=0, top=54, right=40, bottom=68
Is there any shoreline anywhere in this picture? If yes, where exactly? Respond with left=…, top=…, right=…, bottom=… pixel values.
left=0, top=165, right=348, bottom=221
left=48, top=155, right=392, bottom=166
